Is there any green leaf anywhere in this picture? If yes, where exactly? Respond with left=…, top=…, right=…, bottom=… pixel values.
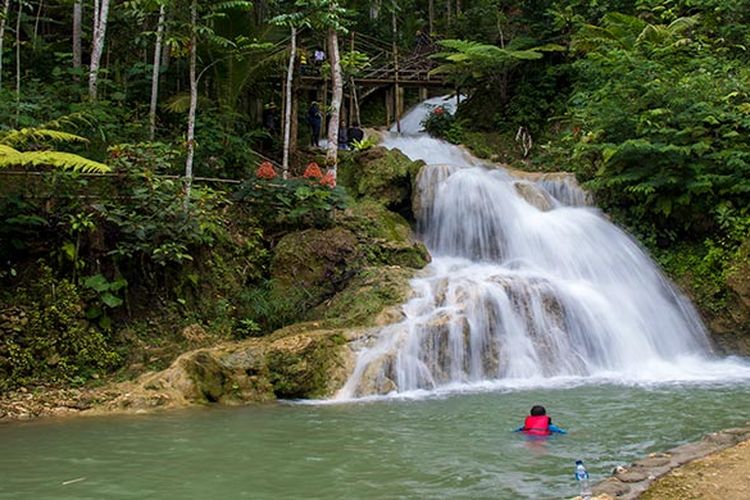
left=84, top=274, right=110, bottom=293
left=101, top=292, right=123, bottom=309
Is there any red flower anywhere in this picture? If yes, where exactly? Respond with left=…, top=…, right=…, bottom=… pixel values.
left=303, top=162, right=323, bottom=179
left=255, top=161, right=277, bottom=179
left=319, top=171, right=336, bottom=188
left=434, top=106, right=444, bottom=115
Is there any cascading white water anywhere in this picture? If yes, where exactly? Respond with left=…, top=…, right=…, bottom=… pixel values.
left=337, top=96, right=750, bottom=399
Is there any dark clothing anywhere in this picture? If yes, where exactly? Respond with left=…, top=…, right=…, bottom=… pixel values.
left=338, top=126, right=348, bottom=150
left=347, top=126, right=364, bottom=146
left=308, top=104, right=322, bottom=147
left=262, top=107, right=278, bottom=135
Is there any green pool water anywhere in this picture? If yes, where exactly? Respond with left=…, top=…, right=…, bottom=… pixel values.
left=1, top=382, right=748, bottom=499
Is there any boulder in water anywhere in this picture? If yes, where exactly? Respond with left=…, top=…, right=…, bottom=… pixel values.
left=513, top=181, right=554, bottom=211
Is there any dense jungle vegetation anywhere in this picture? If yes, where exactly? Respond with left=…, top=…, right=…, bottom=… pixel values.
left=1, top=0, right=748, bottom=392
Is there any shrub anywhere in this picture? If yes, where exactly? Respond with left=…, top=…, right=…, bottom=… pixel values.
left=0, top=264, right=120, bottom=390
left=421, top=106, right=465, bottom=144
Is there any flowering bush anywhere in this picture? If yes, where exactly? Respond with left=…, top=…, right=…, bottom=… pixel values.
left=319, top=171, right=336, bottom=188
left=421, top=105, right=464, bottom=144
left=303, top=162, right=323, bottom=179
left=255, top=161, right=277, bottom=179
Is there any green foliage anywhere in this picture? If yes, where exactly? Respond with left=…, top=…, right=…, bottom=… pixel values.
left=350, top=135, right=377, bottom=152
left=0, top=120, right=109, bottom=173
left=97, top=173, right=230, bottom=268
left=431, top=38, right=564, bottom=89
left=83, top=274, right=128, bottom=330
left=234, top=284, right=311, bottom=336
left=0, top=264, right=120, bottom=391
left=569, top=10, right=750, bottom=238
left=421, top=106, right=465, bottom=144
left=233, top=177, right=348, bottom=230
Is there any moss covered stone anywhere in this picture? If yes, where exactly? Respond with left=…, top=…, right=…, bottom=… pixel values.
left=265, top=328, right=348, bottom=398
left=271, top=227, right=359, bottom=304
left=311, top=265, right=414, bottom=328
left=337, top=146, right=424, bottom=218
left=337, top=199, right=430, bottom=269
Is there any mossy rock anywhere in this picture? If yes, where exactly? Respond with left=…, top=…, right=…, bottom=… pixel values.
left=336, top=200, right=430, bottom=269
left=337, top=146, right=424, bottom=219
left=310, top=265, right=414, bottom=328
left=265, top=328, right=349, bottom=399
left=712, top=238, right=750, bottom=354
left=271, top=227, right=359, bottom=303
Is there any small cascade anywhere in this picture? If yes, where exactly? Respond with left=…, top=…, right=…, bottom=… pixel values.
left=337, top=98, right=747, bottom=399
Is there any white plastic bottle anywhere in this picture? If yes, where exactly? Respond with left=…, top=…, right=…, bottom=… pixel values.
left=575, top=460, right=592, bottom=499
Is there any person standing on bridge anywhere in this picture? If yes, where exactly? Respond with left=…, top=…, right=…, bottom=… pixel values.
left=308, top=102, right=322, bottom=148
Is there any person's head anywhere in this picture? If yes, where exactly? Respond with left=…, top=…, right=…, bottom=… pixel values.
left=311, top=101, right=318, bottom=110
left=352, top=122, right=360, bottom=128
left=530, top=405, right=546, bottom=416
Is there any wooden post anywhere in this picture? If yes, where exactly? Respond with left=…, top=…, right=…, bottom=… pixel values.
left=396, top=86, right=404, bottom=121
left=385, top=86, right=393, bottom=126
left=392, top=10, right=401, bottom=133
left=419, top=87, right=428, bottom=101
left=349, top=31, right=355, bottom=125
left=351, top=77, right=361, bottom=125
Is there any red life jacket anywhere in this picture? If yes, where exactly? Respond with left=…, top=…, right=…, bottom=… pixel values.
left=523, top=415, right=551, bottom=436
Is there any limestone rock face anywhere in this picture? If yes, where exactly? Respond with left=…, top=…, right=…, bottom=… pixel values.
left=98, top=265, right=417, bottom=413
left=727, top=239, right=750, bottom=310
left=513, top=181, right=554, bottom=211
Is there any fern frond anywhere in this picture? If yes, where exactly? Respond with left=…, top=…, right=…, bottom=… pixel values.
left=39, top=112, right=96, bottom=132
left=0, top=151, right=110, bottom=173
left=0, top=128, right=89, bottom=147
left=0, top=144, right=20, bottom=155
left=165, top=93, right=212, bottom=113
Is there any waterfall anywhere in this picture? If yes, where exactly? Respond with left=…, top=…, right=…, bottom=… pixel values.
left=337, top=97, right=749, bottom=399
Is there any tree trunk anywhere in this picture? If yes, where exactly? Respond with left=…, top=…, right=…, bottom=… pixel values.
left=446, top=0, right=452, bottom=26
left=15, top=0, right=22, bottom=122
left=428, top=0, right=434, bottom=34
left=456, top=0, right=461, bottom=16
left=325, top=27, right=343, bottom=176
left=89, top=0, right=111, bottom=100
left=184, top=0, right=198, bottom=202
left=282, top=26, right=296, bottom=178
left=149, top=3, right=166, bottom=140
left=0, top=0, right=11, bottom=86
left=370, top=0, right=380, bottom=20
left=73, top=1, right=82, bottom=75
left=32, top=1, right=43, bottom=47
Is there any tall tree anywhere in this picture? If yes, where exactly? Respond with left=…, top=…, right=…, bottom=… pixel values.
left=89, top=0, right=112, bottom=100
left=178, top=0, right=253, bottom=197
left=281, top=25, right=296, bottom=178
left=149, top=2, right=166, bottom=140
left=271, top=9, right=305, bottom=179
left=0, top=0, right=8, bottom=86
left=184, top=0, right=197, bottom=200
left=14, top=0, right=23, bottom=121
left=72, top=1, right=82, bottom=75
left=326, top=24, right=343, bottom=174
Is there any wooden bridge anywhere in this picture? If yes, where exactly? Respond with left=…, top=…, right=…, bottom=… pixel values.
left=296, top=31, right=451, bottom=127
